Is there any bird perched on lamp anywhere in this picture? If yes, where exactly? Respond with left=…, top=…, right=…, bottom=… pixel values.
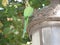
left=22, top=0, right=34, bottom=38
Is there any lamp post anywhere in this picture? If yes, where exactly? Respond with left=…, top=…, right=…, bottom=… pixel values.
left=27, top=0, right=60, bottom=45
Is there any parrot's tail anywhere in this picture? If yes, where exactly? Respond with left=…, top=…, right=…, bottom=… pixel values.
left=22, top=18, right=28, bottom=38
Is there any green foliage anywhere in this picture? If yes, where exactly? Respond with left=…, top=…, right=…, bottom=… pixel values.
left=0, top=0, right=30, bottom=45
left=29, top=0, right=50, bottom=8
left=29, top=0, right=42, bottom=8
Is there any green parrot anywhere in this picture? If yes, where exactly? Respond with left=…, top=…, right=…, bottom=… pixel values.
left=22, top=5, right=34, bottom=38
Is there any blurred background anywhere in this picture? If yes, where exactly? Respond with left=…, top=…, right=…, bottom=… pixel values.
left=0, top=0, right=50, bottom=45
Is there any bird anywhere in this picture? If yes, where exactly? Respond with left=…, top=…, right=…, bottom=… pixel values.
left=22, top=1, right=34, bottom=38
